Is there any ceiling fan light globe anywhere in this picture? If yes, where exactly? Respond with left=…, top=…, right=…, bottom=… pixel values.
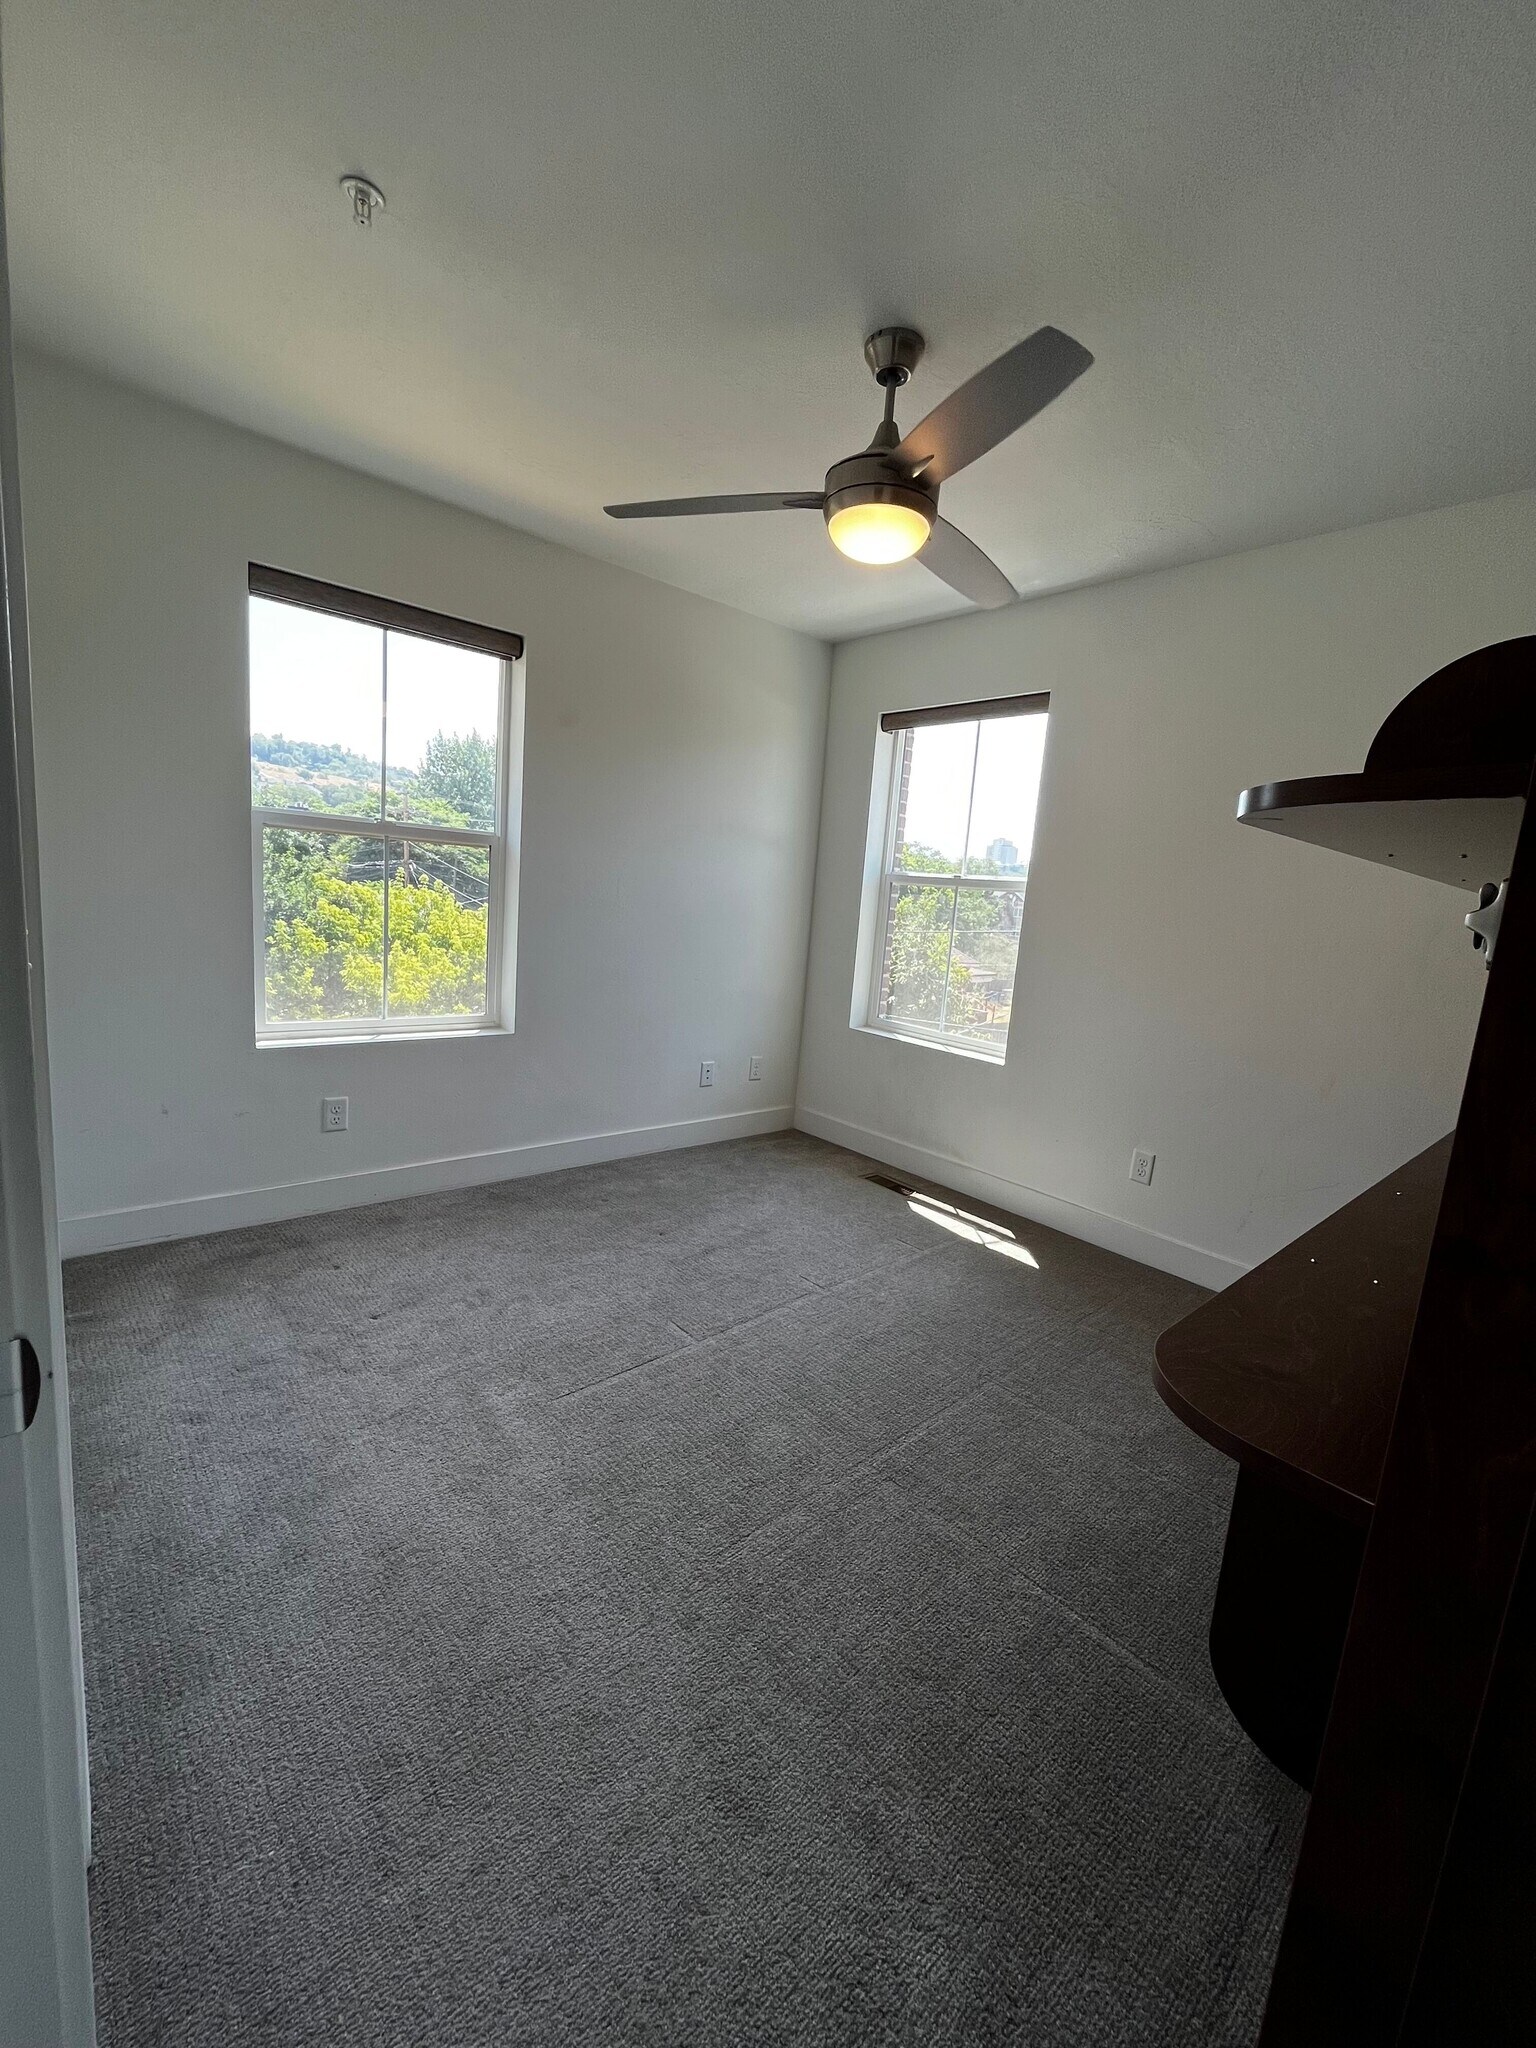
left=824, top=485, right=933, bottom=566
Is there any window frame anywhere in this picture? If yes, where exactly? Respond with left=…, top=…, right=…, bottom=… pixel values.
left=248, top=566, right=522, bottom=1046
left=864, top=694, right=1049, bottom=1061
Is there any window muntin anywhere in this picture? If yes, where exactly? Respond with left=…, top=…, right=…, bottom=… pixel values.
left=869, top=704, right=1048, bottom=1057
left=248, top=572, right=516, bottom=1041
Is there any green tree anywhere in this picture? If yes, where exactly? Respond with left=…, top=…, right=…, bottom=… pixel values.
left=883, top=886, right=986, bottom=1030
left=411, top=730, right=496, bottom=828
left=896, top=840, right=1004, bottom=878
left=879, top=842, right=1020, bottom=1039
left=262, top=841, right=488, bottom=1023
left=264, top=870, right=386, bottom=1020
left=258, top=731, right=497, bottom=1026
left=384, top=873, right=489, bottom=1015
left=262, top=827, right=343, bottom=929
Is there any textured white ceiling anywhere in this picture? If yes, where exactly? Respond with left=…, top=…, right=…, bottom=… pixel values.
left=4, top=0, right=1533, bottom=640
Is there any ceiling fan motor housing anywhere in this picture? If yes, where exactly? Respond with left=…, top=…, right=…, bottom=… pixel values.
left=821, top=451, right=937, bottom=535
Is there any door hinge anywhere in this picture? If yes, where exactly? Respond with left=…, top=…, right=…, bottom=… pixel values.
left=2, top=1336, right=41, bottom=1436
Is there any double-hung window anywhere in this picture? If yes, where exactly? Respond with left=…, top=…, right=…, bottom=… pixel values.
left=248, top=565, right=522, bottom=1042
left=866, top=694, right=1049, bottom=1059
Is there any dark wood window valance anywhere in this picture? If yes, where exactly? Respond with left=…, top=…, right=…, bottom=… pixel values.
left=249, top=564, right=524, bottom=662
left=880, top=692, right=1049, bottom=733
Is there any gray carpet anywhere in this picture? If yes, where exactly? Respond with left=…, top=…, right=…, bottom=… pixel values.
left=65, top=1132, right=1303, bottom=2046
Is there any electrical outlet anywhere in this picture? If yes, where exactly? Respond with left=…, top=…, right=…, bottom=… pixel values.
left=748, top=1055, right=764, bottom=1082
left=699, top=1060, right=716, bottom=1089
left=322, top=1096, right=349, bottom=1133
left=1130, top=1148, right=1155, bottom=1187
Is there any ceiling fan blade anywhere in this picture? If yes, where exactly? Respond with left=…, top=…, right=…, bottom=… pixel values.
left=917, top=518, right=1017, bottom=609
left=894, top=326, right=1092, bottom=485
left=605, top=491, right=824, bottom=519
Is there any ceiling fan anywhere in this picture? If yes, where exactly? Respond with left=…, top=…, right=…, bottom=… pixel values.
left=605, top=324, right=1092, bottom=608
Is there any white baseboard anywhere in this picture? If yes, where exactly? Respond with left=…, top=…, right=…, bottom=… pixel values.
left=61, top=1105, right=795, bottom=1259
left=794, top=1106, right=1246, bottom=1292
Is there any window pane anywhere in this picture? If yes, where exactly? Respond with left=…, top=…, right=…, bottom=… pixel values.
left=892, top=721, right=977, bottom=872
left=249, top=598, right=384, bottom=818
left=877, top=881, right=956, bottom=1027
left=964, top=712, right=1047, bottom=875
left=384, top=840, right=490, bottom=1019
left=384, top=633, right=502, bottom=832
left=261, top=827, right=384, bottom=1024
left=946, top=886, right=1025, bottom=1050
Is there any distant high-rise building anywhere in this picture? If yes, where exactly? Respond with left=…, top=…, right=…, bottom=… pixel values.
left=985, top=836, right=1021, bottom=871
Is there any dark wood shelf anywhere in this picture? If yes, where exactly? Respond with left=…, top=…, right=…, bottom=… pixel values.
left=1236, top=770, right=1523, bottom=886
left=1234, top=637, right=1536, bottom=887
left=1154, top=1137, right=1451, bottom=1524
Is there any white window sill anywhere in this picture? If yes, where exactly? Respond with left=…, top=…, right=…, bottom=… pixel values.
left=852, top=1023, right=1006, bottom=1066
left=257, top=1025, right=513, bottom=1051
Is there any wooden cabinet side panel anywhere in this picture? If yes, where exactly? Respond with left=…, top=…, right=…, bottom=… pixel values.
left=1259, top=770, right=1536, bottom=2045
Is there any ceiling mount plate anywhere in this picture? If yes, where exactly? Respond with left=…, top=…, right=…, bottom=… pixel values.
left=864, top=326, right=925, bottom=387
left=340, top=174, right=386, bottom=228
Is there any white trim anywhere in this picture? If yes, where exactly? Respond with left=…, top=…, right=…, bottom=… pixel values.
left=257, top=1023, right=514, bottom=1051
left=845, top=721, right=899, bottom=1029
left=60, top=1105, right=794, bottom=1259
left=851, top=1022, right=1003, bottom=1064
left=865, top=722, right=908, bottom=1027
left=898, top=870, right=1028, bottom=891
left=793, top=1104, right=1247, bottom=1292
left=255, top=1005, right=499, bottom=1045
left=251, top=805, right=495, bottom=848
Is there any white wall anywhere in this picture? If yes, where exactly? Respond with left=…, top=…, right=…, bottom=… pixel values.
left=797, top=490, right=1536, bottom=1287
left=17, top=353, right=830, bottom=1254
left=20, top=347, right=1535, bottom=1285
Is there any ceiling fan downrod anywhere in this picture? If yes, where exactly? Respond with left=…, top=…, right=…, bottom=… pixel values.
left=863, top=327, right=925, bottom=454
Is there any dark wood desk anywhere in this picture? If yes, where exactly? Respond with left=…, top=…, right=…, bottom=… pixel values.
left=1155, top=1141, right=1449, bottom=1787
left=1156, top=1138, right=1450, bottom=1523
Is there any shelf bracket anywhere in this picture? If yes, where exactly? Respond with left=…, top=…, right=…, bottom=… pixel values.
left=1466, top=880, right=1508, bottom=968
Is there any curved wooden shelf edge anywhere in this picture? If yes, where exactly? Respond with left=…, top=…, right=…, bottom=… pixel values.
left=1152, top=1353, right=1375, bottom=1526
left=1236, top=769, right=1526, bottom=887
left=1238, top=763, right=1529, bottom=821
left=1153, top=1137, right=1453, bottom=1531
